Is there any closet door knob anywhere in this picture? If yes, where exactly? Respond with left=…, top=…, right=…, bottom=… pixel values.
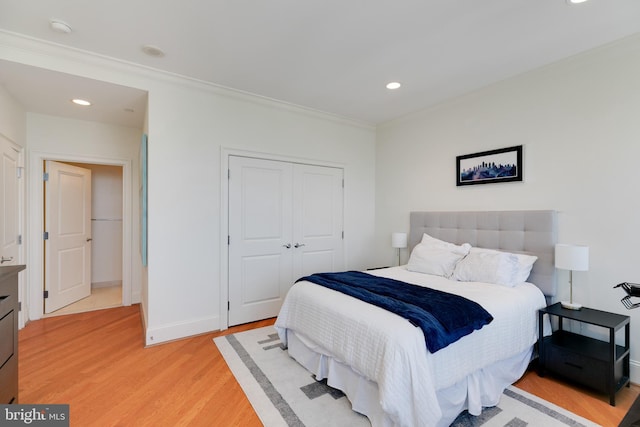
left=282, top=243, right=291, bottom=249
left=294, top=243, right=305, bottom=248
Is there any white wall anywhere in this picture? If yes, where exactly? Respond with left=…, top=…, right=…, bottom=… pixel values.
left=0, top=84, right=26, bottom=146
left=68, top=163, right=124, bottom=286
left=376, top=34, right=640, bottom=382
left=90, top=164, right=123, bottom=286
left=0, top=33, right=377, bottom=345
left=143, top=78, right=376, bottom=345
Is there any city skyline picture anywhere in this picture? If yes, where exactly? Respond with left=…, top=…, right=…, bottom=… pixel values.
left=456, top=145, right=523, bottom=186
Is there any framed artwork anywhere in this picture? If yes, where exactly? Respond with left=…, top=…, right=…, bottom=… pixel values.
left=140, top=134, right=148, bottom=266
left=456, top=145, right=523, bottom=186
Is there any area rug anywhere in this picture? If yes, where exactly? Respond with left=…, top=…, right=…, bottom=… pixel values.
left=214, top=326, right=601, bottom=427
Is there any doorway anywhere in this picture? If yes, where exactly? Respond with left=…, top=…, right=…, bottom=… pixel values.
left=44, top=161, right=124, bottom=316
left=27, top=151, right=133, bottom=323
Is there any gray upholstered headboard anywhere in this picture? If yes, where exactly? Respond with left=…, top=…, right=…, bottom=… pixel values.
left=409, top=210, right=557, bottom=299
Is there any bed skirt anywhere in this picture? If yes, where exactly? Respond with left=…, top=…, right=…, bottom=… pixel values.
left=286, top=329, right=533, bottom=427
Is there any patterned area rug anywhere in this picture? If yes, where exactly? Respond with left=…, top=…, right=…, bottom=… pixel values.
left=214, top=326, right=601, bottom=427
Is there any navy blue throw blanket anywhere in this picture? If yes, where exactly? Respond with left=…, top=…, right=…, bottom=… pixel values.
left=297, top=271, right=493, bottom=353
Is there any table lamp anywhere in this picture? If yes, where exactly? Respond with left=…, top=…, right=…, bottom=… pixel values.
left=555, top=243, right=589, bottom=310
left=391, top=232, right=407, bottom=266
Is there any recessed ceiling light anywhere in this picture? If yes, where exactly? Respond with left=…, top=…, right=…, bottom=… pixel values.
left=71, top=99, right=92, bottom=106
left=566, top=0, right=588, bottom=4
left=141, top=45, right=166, bottom=58
left=50, top=19, right=72, bottom=34
left=386, top=82, right=401, bottom=90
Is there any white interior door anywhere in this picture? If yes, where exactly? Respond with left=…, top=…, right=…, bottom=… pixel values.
left=0, top=136, right=20, bottom=267
left=292, top=164, right=344, bottom=279
left=228, top=156, right=293, bottom=326
left=228, top=156, right=344, bottom=326
left=44, top=160, right=92, bottom=313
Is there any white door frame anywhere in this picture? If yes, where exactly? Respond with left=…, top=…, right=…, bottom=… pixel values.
left=219, top=147, right=345, bottom=330
left=27, top=151, right=133, bottom=322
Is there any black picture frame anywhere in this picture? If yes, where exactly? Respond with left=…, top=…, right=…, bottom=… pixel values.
left=456, top=145, right=523, bottom=186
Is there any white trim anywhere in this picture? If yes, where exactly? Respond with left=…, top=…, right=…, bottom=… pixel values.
left=631, top=359, right=640, bottom=386
left=219, top=147, right=346, bottom=331
left=0, top=30, right=374, bottom=131
left=27, top=150, right=133, bottom=321
left=145, top=314, right=220, bottom=346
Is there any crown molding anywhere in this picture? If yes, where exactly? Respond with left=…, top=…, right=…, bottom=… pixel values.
left=0, top=30, right=375, bottom=131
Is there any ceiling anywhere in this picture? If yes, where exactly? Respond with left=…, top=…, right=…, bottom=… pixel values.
left=1, top=0, right=639, bottom=127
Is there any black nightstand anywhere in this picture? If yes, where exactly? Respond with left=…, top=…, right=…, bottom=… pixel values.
left=538, top=302, right=630, bottom=406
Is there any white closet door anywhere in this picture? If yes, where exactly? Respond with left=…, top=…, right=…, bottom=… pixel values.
left=228, top=156, right=344, bottom=326
left=292, top=164, right=343, bottom=280
left=228, top=156, right=293, bottom=326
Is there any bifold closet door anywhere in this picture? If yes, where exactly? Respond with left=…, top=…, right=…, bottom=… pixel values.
left=228, top=156, right=343, bottom=326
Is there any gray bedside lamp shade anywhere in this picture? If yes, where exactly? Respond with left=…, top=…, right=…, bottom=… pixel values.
left=555, top=243, right=589, bottom=310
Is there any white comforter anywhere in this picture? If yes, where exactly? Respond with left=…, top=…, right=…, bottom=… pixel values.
left=275, top=266, right=549, bottom=427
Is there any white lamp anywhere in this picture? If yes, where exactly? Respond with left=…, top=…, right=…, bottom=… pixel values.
left=555, top=243, right=589, bottom=310
left=391, top=232, right=407, bottom=266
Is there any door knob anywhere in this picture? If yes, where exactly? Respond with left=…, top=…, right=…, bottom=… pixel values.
left=1, top=256, right=13, bottom=264
left=294, top=243, right=306, bottom=248
left=86, top=238, right=93, bottom=242
left=282, top=243, right=291, bottom=249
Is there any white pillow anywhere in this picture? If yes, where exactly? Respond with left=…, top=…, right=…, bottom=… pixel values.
left=420, top=233, right=469, bottom=254
left=453, top=247, right=519, bottom=286
left=512, top=252, right=538, bottom=283
left=407, top=234, right=471, bottom=277
left=452, top=247, right=539, bottom=286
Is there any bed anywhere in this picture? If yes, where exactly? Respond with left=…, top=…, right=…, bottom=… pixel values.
left=275, top=210, right=557, bottom=427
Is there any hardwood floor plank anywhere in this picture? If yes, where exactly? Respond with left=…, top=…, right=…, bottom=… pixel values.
left=515, top=363, right=639, bottom=427
left=20, top=305, right=266, bottom=427
left=19, top=304, right=637, bottom=426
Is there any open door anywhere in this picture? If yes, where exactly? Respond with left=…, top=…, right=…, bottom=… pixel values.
left=44, top=160, right=92, bottom=313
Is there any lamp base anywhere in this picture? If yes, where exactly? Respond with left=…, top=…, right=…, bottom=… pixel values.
left=561, top=301, right=583, bottom=310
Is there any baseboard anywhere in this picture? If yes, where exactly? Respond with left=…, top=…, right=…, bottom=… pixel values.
left=631, top=359, right=640, bottom=385
left=91, top=280, right=122, bottom=289
left=144, top=314, right=220, bottom=346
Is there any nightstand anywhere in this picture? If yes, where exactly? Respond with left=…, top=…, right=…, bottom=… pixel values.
left=538, top=302, right=630, bottom=406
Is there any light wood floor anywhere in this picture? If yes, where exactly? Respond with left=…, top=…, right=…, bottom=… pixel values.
left=19, top=304, right=638, bottom=427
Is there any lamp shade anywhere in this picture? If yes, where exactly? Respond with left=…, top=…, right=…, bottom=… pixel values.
left=555, top=244, right=589, bottom=271
left=391, top=232, right=407, bottom=249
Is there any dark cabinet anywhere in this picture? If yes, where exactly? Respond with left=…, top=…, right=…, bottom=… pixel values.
left=538, top=302, right=630, bottom=406
left=0, top=265, right=25, bottom=404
